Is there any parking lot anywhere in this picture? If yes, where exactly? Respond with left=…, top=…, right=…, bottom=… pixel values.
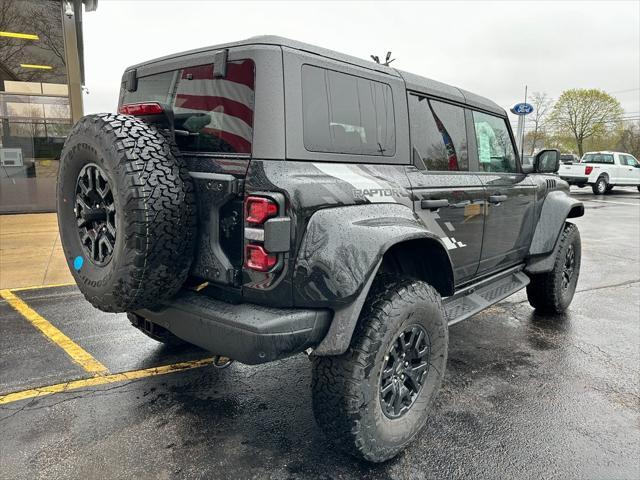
left=1, top=187, right=639, bottom=480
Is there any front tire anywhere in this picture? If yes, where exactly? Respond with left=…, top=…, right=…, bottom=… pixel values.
left=527, top=222, right=581, bottom=314
left=312, top=277, right=448, bottom=463
left=592, top=176, right=608, bottom=195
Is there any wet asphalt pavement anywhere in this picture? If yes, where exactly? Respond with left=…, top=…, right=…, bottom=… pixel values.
left=1, top=187, right=639, bottom=480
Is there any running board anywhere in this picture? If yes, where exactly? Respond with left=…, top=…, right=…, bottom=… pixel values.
left=443, top=266, right=530, bottom=326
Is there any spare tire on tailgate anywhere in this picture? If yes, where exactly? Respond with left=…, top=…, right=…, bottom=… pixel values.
left=57, top=113, right=196, bottom=312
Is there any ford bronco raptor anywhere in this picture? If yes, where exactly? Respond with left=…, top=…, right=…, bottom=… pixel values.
left=57, top=36, right=584, bottom=462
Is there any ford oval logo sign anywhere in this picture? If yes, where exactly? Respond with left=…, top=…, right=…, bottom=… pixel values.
left=510, top=103, right=534, bottom=115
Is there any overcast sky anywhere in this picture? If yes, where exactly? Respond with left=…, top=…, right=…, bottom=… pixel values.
left=82, top=0, right=640, bottom=127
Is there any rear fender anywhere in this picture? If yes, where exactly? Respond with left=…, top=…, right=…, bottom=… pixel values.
left=293, top=203, right=453, bottom=355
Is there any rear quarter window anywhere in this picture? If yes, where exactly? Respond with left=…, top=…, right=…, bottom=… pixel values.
left=301, top=65, right=395, bottom=156
left=120, top=60, right=255, bottom=154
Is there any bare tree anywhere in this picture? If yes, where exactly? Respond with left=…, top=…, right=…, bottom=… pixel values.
left=549, top=89, right=624, bottom=156
left=526, top=92, right=552, bottom=155
left=616, top=122, right=640, bottom=159
left=0, top=0, right=30, bottom=70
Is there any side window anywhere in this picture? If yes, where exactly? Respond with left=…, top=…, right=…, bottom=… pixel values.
left=472, top=111, right=518, bottom=173
left=121, top=60, right=256, bottom=154
left=408, top=94, right=468, bottom=171
left=301, top=65, right=395, bottom=156
left=623, top=155, right=638, bottom=166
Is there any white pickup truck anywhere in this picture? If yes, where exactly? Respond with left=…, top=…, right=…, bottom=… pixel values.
left=559, top=151, right=640, bottom=194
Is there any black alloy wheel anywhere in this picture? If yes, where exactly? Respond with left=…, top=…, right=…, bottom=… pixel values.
left=562, top=244, right=576, bottom=290
left=379, top=324, right=431, bottom=419
left=74, top=163, right=116, bottom=265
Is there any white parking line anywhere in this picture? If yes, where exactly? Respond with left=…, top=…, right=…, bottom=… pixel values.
left=585, top=199, right=640, bottom=206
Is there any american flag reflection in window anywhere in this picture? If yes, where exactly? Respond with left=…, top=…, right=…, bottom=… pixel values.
left=173, top=59, right=255, bottom=154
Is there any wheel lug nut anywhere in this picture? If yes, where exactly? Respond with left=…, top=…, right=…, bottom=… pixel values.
left=404, top=362, right=408, bottom=367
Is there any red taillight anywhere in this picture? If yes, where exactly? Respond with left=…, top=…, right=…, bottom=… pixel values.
left=585, top=165, right=593, bottom=175
left=245, top=196, right=278, bottom=225
left=118, top=102, right=163, bottom=116
left=245, top=244, right=277, bottom=272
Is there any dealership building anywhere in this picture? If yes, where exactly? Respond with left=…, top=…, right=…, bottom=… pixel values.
left=0, top=0, right=96, bottom=213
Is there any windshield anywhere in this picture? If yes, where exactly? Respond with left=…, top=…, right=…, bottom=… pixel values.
left=582, top=153, right=614, bottom=164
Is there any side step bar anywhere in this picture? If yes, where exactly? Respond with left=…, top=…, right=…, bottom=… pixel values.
left=443, top=266, right=530, bottom=326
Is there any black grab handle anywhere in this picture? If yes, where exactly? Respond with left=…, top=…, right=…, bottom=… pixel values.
left=420, top=198, right=449, bottom=210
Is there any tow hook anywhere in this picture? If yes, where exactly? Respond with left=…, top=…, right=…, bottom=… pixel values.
left=212, top=355, right=234, bottom=369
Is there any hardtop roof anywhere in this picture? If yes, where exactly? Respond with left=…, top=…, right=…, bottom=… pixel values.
left=126, top=35, right=505, bottom=116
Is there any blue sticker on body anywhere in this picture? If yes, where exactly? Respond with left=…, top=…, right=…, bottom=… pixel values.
left=73, top=256, right=84, bottom=270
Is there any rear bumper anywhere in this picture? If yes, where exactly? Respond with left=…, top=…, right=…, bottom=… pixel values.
left=560, top=175, right=589, bottom=186
left=136, top=291, right=331, bottom=364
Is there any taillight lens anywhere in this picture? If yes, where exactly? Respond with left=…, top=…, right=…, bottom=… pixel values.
left=245, top=244, right=277, bottom=272
left=118, top=102, right=163, bottom=116
left=245, top=196, right=278, bottom=225
left=585, top=165, right=593, bottom=175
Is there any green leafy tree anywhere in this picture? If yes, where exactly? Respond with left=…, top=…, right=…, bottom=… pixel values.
left=549, top=89, right=623, bottom=156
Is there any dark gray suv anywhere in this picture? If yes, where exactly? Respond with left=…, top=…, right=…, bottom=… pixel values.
left=57, top=36, right=584, bottom=462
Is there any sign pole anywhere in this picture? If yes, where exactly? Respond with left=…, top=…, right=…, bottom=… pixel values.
left=510, top=93, right=533, bottom=161
left=516, top=116, right=524, bottom=160
left=520, top=85, right=528, bottom=160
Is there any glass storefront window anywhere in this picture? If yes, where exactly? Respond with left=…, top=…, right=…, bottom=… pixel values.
left=0, top=0, right=72, bottom=213
left=6, top=101, right=46, bottom=119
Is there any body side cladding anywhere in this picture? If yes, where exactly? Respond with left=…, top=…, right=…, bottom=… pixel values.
left=294, top=203, right=454, bottom=356
left=525, top=190, right=584, bottom=274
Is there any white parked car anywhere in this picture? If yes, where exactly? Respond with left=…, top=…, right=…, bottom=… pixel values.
left=559, top=151, right=640, bottom=194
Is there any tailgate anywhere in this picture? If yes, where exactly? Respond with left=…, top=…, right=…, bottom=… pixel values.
left=559, top=163, right=586, bottom=176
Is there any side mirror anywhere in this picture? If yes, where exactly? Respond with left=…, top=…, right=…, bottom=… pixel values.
left=534, top=149, right=560, bottom=174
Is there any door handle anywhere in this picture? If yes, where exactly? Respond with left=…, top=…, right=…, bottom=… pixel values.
left=420, top=198, right=449, bottom=210
left=451, top=200, right=471, bottom=208
left=488, top=194, right=508, bottom=204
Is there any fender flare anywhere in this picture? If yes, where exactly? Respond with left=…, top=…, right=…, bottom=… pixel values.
left=293, top=203, right=454, bottom=355
left=526, top=190, right=584, bottom=274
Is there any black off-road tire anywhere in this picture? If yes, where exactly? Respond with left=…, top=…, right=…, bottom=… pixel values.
left=127, top=313, right=189, bottom=347
left=312, top=277, right=448, bottom=463
left=592, top=176, right=608, bottom=195
left=527, top=222, right=581, bottom=315
left=57, top=113, right=196, bottom=312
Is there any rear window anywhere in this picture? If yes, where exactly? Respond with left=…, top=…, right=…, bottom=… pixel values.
left=301, top=65, right=395, bottom=156
left=121, top=60, right=255, bottom=154
left=582, top=153, right=614, bottom=164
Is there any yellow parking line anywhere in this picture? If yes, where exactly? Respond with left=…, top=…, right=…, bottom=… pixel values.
left=0, top=289, right=108, bottom=376
left=9, top=282, right=76, bottom=293
left=0, top=358, right=213, bottom=405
